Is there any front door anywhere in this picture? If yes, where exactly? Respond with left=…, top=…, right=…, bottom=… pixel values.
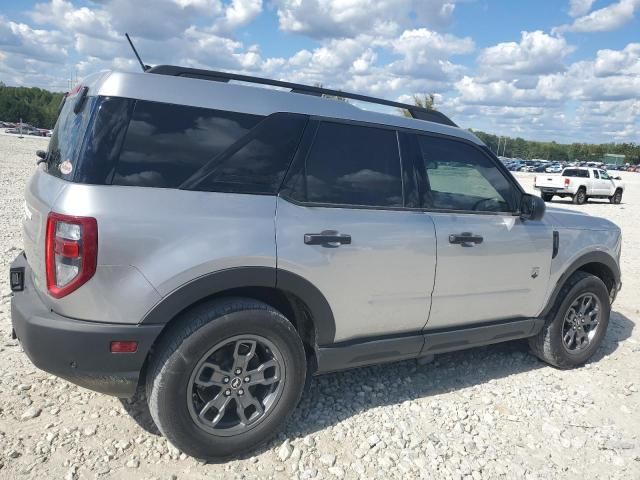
left=276, top=120, right=437, bottom=344
left=399, top=132, right=553, bottom=330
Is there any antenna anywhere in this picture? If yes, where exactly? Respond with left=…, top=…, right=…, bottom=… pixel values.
left=125, top=33, right=149, bottom=72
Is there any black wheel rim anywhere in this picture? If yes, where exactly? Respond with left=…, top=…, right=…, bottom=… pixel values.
left=187, top=335, right=285, bottom=436
left=561, top=293, right=601, bottom=353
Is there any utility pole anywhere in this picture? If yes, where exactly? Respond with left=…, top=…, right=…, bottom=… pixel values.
left=496, top=136, right=502, bottom=156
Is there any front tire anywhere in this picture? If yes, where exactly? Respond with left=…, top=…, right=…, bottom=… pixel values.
left=529, top=271, right=610, bottom=368
left=146, top=298, right=306, bottom=460
left=609, top=189, right=623, bottom=204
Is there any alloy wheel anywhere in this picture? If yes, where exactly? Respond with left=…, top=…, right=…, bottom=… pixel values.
left=187, top=335, right=285, bottom=436
left=561, top=293, right=601, bottom=353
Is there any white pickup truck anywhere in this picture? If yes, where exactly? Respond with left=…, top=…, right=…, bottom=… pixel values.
left=534, top=167, right=624, bottom=205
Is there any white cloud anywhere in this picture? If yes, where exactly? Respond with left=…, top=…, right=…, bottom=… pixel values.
left=272, top=0, right=459, bottom=39
left=569, top=0, right=596, bottom=17
left=218, top=0, right=263, bottom=31
left=555, top=0, right=640, bottom=33
left=478, top=31, right=574, bottom=78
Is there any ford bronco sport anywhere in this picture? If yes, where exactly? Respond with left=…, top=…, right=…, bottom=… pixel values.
left=10, top=66, right=622, bottom=460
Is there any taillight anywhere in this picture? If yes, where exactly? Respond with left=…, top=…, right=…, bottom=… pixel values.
left=564, top=178, right=571, bottom=186
left=45, top=212, right=98, bottom=298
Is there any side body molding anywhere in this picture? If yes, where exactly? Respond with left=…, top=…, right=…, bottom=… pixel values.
left=141, top=267, right=337, bottom=346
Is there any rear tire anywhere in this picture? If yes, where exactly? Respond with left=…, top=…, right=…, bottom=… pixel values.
left=542, top=193, right=553, bottom=202
left=572, top=188, right=587, bottom=205
left=609, top=189, right=623, bottom=204
left=529, top=271, right=610, bottom=369
left=146, top=298, right=306, bottom=460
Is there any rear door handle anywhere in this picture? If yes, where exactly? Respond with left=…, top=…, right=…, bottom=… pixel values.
left=449, top=232, right=483, bottom=246
left=304, top=231, right=351, bottom=247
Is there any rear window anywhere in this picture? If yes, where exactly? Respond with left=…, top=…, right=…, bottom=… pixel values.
left=563, top=168, right=589, bottom=178
left=113, top=101, right=263, bottom=188
left=46, top=93, right=96, bottom=180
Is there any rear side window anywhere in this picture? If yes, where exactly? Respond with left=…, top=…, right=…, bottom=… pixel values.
left=113, top=101, right=262, bottom=188
left=407, top=134, right=515, bottom=212
left=185, top=113, right=308, bottom=194
left=286, top=121, right=403, bottom=207
left=563, top=169, right=589, bottom=178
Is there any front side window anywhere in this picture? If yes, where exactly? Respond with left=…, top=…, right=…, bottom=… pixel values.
left=287, top=121, right=403, bottom=207
left=113, top=101, right=262, bottom=188
left=410, top=134, right=515, bottom=212
left=599, top=170, right=610, bottom=180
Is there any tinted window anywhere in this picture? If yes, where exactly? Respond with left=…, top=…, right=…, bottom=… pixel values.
left=189, top=113, right=308, bottom=194
left=46, top=94, right=97, bottom=180
left=593, top=170, right=600, bottom=179
left=563, top=169, right=589, bottom=178
left=75, top=97, right=135, bottom=184
left=113, top=101, right=262, bottom=188
left=287, top=122, right=403, bottom=207
left=412, top=135, right=514, bottom=212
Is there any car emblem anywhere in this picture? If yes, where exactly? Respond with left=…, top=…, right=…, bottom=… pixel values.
left=231, top=377, right=242, bottom=389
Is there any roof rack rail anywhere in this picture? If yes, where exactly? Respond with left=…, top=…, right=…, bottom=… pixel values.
left=146, top=65, right=458, bottom=128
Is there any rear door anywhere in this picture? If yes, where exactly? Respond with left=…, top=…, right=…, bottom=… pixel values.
left=400, top=132, right=553, bottom=329
left=276, top=120, right=437, bottom=344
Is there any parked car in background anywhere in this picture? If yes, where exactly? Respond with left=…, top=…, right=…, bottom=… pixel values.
left=535, top=167, right=624, bottom=204
left=545, top=164, right=563, bottom=174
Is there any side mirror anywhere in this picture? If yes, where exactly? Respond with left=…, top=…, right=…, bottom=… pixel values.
left=520, top=193, right=545, bottom=221
left=614, top=176, right=622, bottom=180
left=36, top=150, right=47, bottom=165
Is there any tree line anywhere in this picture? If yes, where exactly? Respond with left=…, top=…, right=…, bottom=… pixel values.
left=0, top=83, right=65, bottom=129
left=471, top=130, right=640, bottom=164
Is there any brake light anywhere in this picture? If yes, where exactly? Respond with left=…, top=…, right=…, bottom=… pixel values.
left=45, top=212, right=98, bottom=298
left=564, top=178, right=571, bottom=186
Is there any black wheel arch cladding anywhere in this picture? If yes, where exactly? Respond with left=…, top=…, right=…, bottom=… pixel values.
left=141, top=267, right=337, bottom=346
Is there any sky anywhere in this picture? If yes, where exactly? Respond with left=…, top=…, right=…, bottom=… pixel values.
left=0, top=0, right=638, bottom=143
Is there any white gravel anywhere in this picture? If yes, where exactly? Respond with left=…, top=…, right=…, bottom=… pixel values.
left=0, top=133, right=639, bottom=479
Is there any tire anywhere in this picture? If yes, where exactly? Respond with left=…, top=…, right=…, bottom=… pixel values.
left=146, top=298, right=306, bottom=460
left=541, top=193, right=553, bottom=202
left=572, top=188, right=587, bottom=205
left=609, top=189, right=623, bottom=204
left=529, top=271, right=610, bottom=369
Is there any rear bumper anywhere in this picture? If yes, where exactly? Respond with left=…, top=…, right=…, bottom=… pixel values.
left=535, top=186, right=570, bottom=194
left=10, top=253, right=163, bottom=397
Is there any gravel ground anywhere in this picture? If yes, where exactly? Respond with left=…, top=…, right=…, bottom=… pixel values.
left=0, top=133, right=638, bottom=480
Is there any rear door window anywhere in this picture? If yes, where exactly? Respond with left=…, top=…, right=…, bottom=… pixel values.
left=285, top=121, right=403, bottom=208
left=112, top=101, right=262, bottom=188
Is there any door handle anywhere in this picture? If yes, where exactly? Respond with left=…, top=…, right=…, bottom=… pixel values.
left=304, top=230, right=351, bottom=247
left=449, top=232, right=483, bottom=246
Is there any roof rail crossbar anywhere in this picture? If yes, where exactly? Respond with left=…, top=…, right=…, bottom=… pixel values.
left=146, top=65, right=458, bottom=128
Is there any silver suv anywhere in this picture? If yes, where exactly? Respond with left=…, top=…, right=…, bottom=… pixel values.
left=10, top=66, right=622, bottom=460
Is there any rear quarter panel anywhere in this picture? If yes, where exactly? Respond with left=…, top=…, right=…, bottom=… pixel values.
left=41, top=179, right=277, bottom=323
